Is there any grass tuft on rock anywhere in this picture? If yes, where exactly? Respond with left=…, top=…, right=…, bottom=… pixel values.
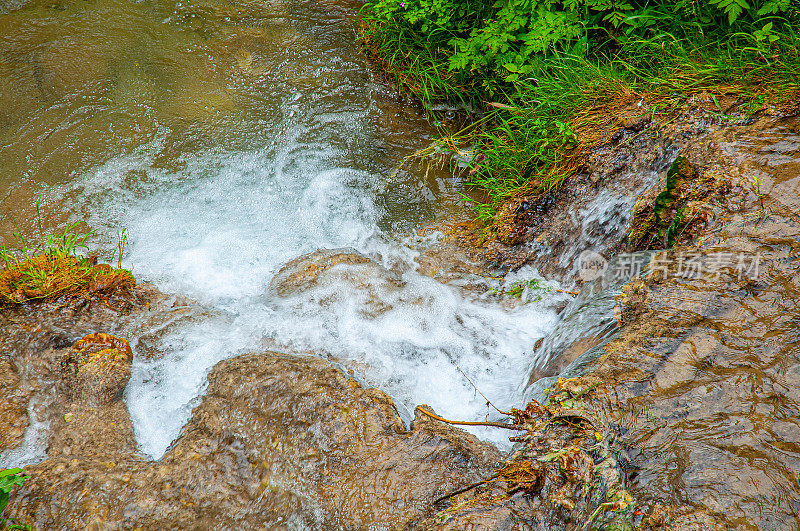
left=0, top=254, right=134, bottom=305
left=0, top=221, right=134, bottom=305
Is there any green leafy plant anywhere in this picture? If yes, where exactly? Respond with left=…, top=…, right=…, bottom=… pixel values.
left=359, top=0, right=800, bottom=225
left=708, top=0, right=750, bottom=24
left=0, top=468, right=29, bottom=530
left=501, top=278, right=552, bottom=301
left=363, top=0, right=798, bottom=98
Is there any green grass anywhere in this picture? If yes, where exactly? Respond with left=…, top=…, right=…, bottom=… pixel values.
left=0, top=207, right=134, bottom=305
left=357, top=0, right=800, bottom=231
left=358, top=23, right=480, bottom=111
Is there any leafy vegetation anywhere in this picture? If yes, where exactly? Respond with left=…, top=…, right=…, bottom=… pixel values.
left=0, top=206, right=134, bottom=304
left=500, top=277, right=552, bottom=301
left=0, top=468, right=29, bottom=530
left=358, top=0, right=800, bottom=227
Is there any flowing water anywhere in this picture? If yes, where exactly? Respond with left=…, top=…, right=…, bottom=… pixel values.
left=5, top=3, right=799, bottom=527
left=0, top=0, right=560, bottom=459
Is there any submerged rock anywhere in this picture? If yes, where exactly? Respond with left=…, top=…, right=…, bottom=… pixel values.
left=269, top=248, right=404, bottom=297
left=269, top=248, right=408, bottom=318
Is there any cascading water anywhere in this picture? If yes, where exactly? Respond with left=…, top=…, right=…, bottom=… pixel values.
left=67, top=134, right=562, bottom=457
left=1, top=0, right=562, bottom=460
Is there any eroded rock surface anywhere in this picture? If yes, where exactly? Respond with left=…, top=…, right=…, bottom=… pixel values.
left=0, top=357, right=29, bottom=449
left=0, top=282, right=203, bottom=455
left=520, top=114, right=800, bottom=529
left=5, top=350, right=502, bottom=529
left=2, top=288, right=504, bottom=529
left=581, top=117, right=800, bottom=529
left=3, top=111, right=798, bottom=530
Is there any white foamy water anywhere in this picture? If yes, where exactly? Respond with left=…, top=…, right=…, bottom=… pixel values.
left=2, top=1, right=562, bottom=460
left=62, top=123, right=560, bottom=457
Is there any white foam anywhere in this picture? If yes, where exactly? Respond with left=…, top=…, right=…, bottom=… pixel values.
left=263, top=269, right=559, bottom=432
left=60, top=129, right=561, bottom=457
left=126, top=315, right=258, bottom=457
left=35, top=47, right=563, bottom=460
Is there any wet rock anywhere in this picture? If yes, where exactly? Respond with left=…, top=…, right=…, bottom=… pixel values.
left=0, top=357, right=29, bottom=450
left=0, top=281, right=202, bottom=461
left=1, top=262, right=505, bottom=528
left=62, top=333, right=133, bottom=404
left=47, top=333, right=138, bottom=459
left=269, top=247, right=404, bottom=297
left=623, top=155, right=732, bottom=251
left=4, top=337, right=503, bottom=528
left=523, top=251, right=654, bottom=386
left=167, top=353, right=502, bottom=528
left=269, top=248, right=408, bottom=318
left=414, top=234, right=500, bottom=295
left=552, top=116, right=800, bottom=528
left=458, top=113, right=800, bottom=528
left=473, top=102, right=679, bottom=284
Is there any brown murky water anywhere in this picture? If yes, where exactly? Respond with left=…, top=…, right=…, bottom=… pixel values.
left=0, top=0, right=459, bottom=244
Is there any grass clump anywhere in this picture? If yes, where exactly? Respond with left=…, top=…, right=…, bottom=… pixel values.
left=0, top=219, right=134, bottom=305
left=358, top=0, right=800, bottom=227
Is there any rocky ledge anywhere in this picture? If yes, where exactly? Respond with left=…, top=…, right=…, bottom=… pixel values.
left=0, top=283, right=506, bottom=528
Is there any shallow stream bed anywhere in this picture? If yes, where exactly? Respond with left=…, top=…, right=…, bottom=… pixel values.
left=3, top=1, right=800, bottom=529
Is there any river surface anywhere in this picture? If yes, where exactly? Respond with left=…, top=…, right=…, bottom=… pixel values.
left=0, top=0, right=560, bottom=458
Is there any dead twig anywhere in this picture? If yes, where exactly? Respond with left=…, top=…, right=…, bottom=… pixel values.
left=432, top=474, right=499, bottom=505
left=415, top=406, right=527, bottom=431
left=455, top=364, right=513, bottom=416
